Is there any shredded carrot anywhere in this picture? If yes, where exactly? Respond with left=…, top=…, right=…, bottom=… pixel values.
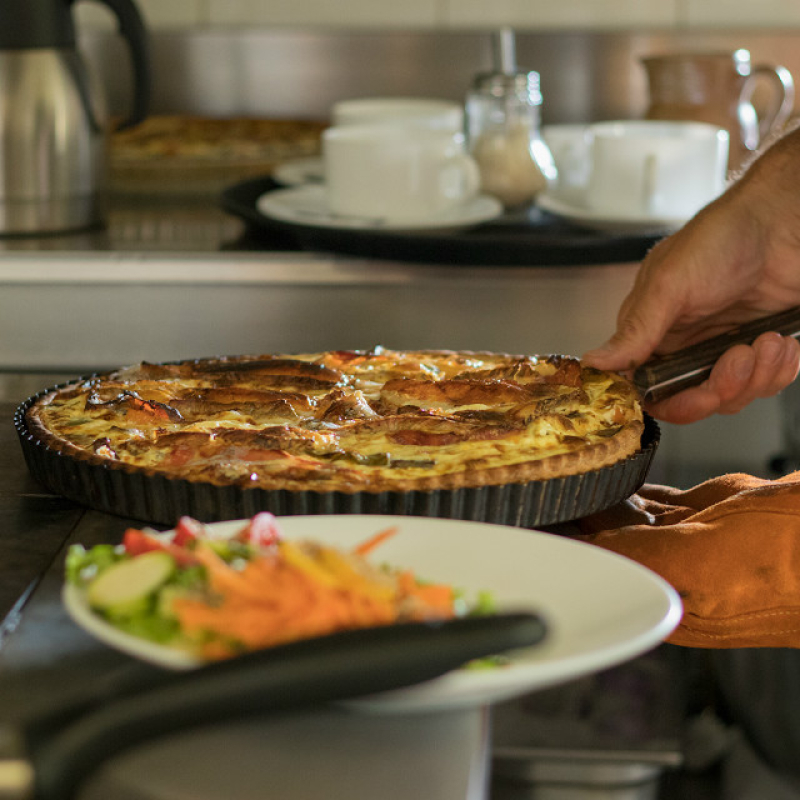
left=408, top=584, right=455, bottom=615
left=397, top=570, right=455, bottom=617
left=351, top=525, right=399, bottom=556
left=165, top=523, right=455, bottom=660
left=190, top=543, right=277, bottom=601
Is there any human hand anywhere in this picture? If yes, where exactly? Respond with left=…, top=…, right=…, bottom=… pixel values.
left=582, top=130, right=800, bottom=424
left=634, top=330, right=800, bottom=423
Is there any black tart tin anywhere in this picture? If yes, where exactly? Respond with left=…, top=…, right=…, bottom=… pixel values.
left=14, top=383, right=660, bottom=528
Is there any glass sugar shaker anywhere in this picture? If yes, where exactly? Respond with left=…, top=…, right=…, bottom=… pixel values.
left=465, top=69, right=556, bottom=210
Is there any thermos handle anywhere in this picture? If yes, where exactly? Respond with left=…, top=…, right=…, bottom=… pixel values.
left=75, top=0, right=151, bottom=129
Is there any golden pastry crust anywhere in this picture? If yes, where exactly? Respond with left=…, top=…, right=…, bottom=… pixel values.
left=25, top=348, right=645, bottom=494
left=108, top=115, right=327, bottom=193
left=110, top=115, right=326, bottom=164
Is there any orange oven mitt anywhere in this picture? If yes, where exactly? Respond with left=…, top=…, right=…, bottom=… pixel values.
left=574, top=471, right=800, bottom=648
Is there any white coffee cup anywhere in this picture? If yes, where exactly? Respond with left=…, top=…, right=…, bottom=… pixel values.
left=541, top=124, right=593, bottom=203
left=331, top=97, right=464, bottom=131
left=323, top=124, right=480, bottom=222
left=585, top=120, right=729, bottom=219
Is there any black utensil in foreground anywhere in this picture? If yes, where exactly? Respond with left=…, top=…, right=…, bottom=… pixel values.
left=1, top=611, right=546, bottom=800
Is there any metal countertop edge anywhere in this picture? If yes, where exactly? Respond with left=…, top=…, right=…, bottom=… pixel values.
left=0, top=252, right=630, bottom=285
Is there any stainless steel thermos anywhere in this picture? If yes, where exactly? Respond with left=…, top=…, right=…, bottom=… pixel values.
left=0, top=0, right=150, bottom=235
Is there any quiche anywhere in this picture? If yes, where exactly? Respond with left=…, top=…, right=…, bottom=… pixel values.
left=109, top=115, right=327, bottom=193
left=24, top=348, right=645, bottom=494
left=111, top=116, right=326, bottom=163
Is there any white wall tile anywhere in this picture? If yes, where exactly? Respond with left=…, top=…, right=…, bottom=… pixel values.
left=73, top=0, right=800, bottom=33
left=443, top=0, right=679, bottom=29
left=207, top=0, right=440, bottom=28
left=682, top=0, right=800, bottom=27
left=138, top=0, right=208, bottom=26
left=76, top=0, right=206, bottom=30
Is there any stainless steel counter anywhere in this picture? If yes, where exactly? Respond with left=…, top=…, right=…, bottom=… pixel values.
left=0, top=190, right=784, bottom=488
left=0, top=183, right=645, bottom=372
left=0, top=193, right=245, bottom=254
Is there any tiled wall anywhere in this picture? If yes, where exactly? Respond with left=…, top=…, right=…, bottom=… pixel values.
left=77, top=0, right=800, bottom=30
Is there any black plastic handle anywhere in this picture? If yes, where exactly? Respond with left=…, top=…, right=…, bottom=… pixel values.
left=79, top=0, right=151, bottom=129
left=28, top=612, right=546, bottom=800
left=632, top=307, right=800, bottom=404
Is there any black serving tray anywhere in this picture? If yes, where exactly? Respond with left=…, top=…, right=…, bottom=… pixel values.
left=220, top=176, right=663, bottom=267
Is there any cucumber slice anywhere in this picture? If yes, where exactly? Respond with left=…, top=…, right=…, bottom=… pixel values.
left=88, top=551, right=175, bottom=618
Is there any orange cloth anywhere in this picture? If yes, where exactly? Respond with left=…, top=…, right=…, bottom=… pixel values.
left=575, top=471, right=800, bottom=649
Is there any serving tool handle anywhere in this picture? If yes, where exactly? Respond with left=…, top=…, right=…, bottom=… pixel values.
left=632, top=306, right=800, bottom=403
left=21, top=612, right=545, bottom=800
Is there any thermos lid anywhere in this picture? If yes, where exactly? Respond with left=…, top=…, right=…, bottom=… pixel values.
left=0, top=0, right=76, bottom=49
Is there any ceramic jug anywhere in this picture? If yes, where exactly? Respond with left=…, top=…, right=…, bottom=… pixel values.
left=0, top=0, right=150, bottom=235
left=642, top=50, right=794, bottom=173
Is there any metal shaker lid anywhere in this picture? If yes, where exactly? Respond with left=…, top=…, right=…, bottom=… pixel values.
left=469, top=71, right=543, bottom=105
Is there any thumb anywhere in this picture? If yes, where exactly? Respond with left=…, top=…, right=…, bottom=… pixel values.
left=582, top=306, right=675, bottom=372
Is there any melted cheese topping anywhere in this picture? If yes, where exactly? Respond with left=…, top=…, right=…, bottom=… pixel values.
left=29, top=347, right=643, bottom=491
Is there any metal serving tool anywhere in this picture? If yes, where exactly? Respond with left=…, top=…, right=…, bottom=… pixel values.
left=633, top=306, right=800, bottom=404
left=0, top=611, right=546, bottom=800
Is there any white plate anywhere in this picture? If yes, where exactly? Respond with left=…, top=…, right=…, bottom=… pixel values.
left=272, top=156, right=325, bottom=186
left=63, top=514, right=681, bottom=713
left=537, top=192, right=687, bottom=234
left=255, top=185, right=504, bottom=232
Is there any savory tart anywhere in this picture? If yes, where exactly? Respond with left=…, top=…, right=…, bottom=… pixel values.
left=108, top=115, right=326, bottom=193
left=25, top=347, right=644, bottom=494
left=110, top=115, right=326, bottom=164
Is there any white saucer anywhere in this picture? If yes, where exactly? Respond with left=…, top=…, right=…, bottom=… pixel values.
left=256, top=185, right=504, bottom=232
left=537, top=192, right=687, bottom=235
left=272, top=156, right=325, bottom=186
